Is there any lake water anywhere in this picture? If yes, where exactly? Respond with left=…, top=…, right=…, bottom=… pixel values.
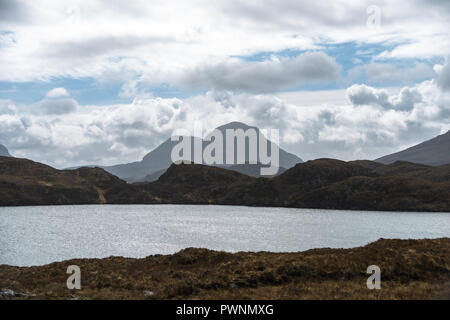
left=0, top=204, right=449, bottom=266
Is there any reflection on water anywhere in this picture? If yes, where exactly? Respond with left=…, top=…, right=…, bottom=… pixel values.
left=0, top=204, right=449, bottom=266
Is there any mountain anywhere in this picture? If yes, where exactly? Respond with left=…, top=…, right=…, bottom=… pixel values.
left=213, top=122, right=301, bottom=168
left=136, top=169, right=168, bottom=182
left=3, top=156, right=449, bottom=211
left=376, top=131, right=450, bottom=166
left=0, top=144, right=11, bottom=157
left=103, top=137, right=197, bottom=182
left=103, top=122, right=303, bottom=182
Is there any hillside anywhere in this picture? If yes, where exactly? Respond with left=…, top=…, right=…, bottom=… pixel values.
left=1, top=156, right=450, bottom=211
left=295, top=175, right=450, bottom=211
left=143, top=159, right=450, bottom=211
left=0, top=156, right=148, bottom=206
left=376, top=130, right=450, bottom=166
left=1, top=238, right=449, bottom=299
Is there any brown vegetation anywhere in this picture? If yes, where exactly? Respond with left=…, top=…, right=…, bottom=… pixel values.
left=1, top=238, right=449, bottom=300
left=1, top=156, right=450, bottom=211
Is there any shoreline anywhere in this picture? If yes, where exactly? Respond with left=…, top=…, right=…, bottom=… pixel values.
left=2, top=235, right=446, bottom=268
left=2, top=202, right=450, bottom=213
left=1, top=238, right=449, bottom=300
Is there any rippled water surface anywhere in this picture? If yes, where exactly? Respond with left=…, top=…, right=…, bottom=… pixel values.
left=1, top=205, right=449, bottom=266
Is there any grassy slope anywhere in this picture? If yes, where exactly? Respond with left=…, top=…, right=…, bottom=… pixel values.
left=0, top=156, right=151, bottom=206
left=1, top=238, right=449, bottom=300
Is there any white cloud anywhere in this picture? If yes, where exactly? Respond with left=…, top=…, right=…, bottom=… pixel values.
left=1, top=77, right=449, bottom=168
left=1, top=0, right=450, bottom=167
left=181, top=52, right=340, bottom=92
left=33, top=98, right=78, bottom=115
left=46, top=87, right=69, bottom=98
left=0, top=0, right=448, bottom=85
left=436, top=59, right=450, bottom=92
left=390, top=87, right=423, bottom=111
left=377, top=37, right=450, bottom=60
left=346, top=62, right=436, bottom=86
left=276, top=89, right=349, bottom=106
left=346, top=84, right=424, bottom=111
left=365, top=63, right=435, bottom=84
left=346, top=84, right=392, bottom=108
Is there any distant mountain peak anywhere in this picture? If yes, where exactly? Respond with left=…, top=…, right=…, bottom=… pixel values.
left=102, top=121, right=303, bottom=182
left=376, top=130, right=450, bottom=166
left=215, top=121, right=256, bottom=131
left=0, top=144, right=11, bottom=157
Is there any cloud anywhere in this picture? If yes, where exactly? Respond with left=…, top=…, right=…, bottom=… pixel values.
left=347, top=62, right=436, bottom=85
left=346, top=84, right=392, bottom=108
left=1, top=76, right=449, bottom=168
left=346, top=84, right=423, bottom=111
left=182, top=52, right=340, bottom=92
left=0, top=0, right=448, bottom=85
left=33, top=98, right=78, bottom=115
left=365, top=63, right=435, bottom=84
left=46, top=87, right=69, bottom=98
left=0, top=0, right=30, bottom=24
left=118, top=80, right=154, bottom=99
left=377, top=40, right=450, bottom=60
left=0, top=99, right=17, bottom=115
left=1, top=0, right=449, bottom=167
left=390, top=88, right=423, bottom=111
left=436, top=59, right=450, bottom=91
left=45, top=35, right=173, bottom=60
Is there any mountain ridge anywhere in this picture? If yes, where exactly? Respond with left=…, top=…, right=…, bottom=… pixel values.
left=103, top=121, right=303, bottom=182
left=2, top=155, right=449, bottom=211
left=376, top=130, right=450, bottom=166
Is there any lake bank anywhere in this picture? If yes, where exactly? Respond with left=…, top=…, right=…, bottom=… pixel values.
left=1, top=238, right=449, bottom=300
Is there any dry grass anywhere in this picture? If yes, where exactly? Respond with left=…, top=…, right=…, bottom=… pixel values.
left=1, top=238, right=449, bottom=300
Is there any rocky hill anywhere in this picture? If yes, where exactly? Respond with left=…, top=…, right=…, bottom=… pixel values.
left=1, top=156, right=449, bottom=211
left=0, top=156, right=147, bottom=206
left=143, top=159, right=450, bottom=211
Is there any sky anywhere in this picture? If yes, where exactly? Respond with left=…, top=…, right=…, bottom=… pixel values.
left=0, top=0, right=450, bottom=168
